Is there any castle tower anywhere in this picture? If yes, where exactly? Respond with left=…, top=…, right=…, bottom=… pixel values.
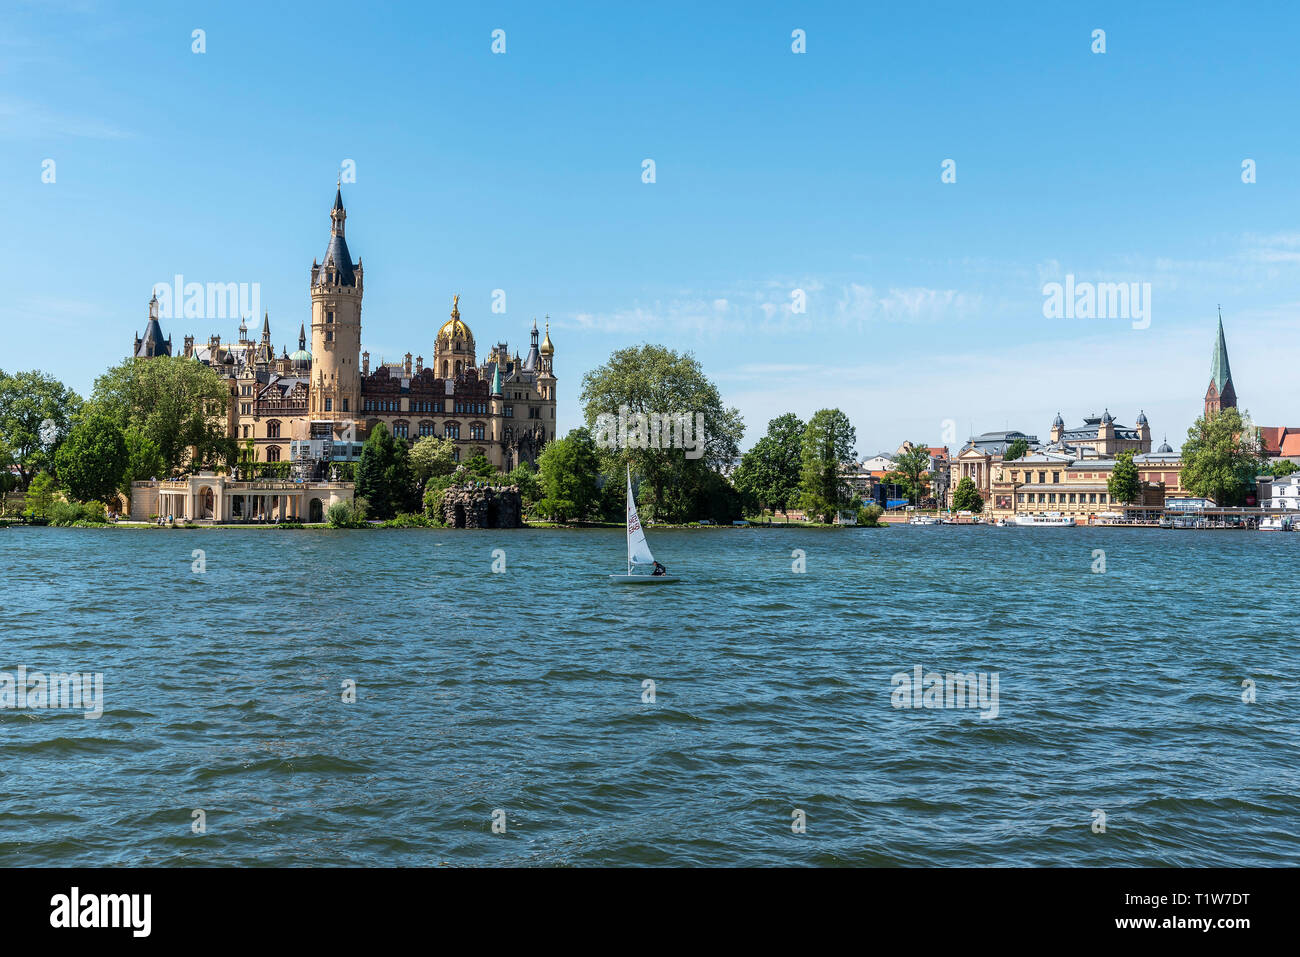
left=490, top=363, right=504, bottom=442
left=538, top=317, right=556, bottom=401
left=1049, top=412, right=1064, bottom=444
left=1205, top=309, right=1237, bottom=419
left=434, top=295, right=475, bottom=378
left=309, top=183, right=363, bottom=419
left=1098, top=409, right=1115, bottom=454
left=133, top=292, right=172, bottom=358
left=1135, top=410, right=1151, bottom=448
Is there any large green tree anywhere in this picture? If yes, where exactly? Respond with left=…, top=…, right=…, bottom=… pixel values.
left=581, top=344, right=744, bottom=522
left=536, top=428, right=602, bottom=522
left=887, top=442, right=932, bottom=506
left=951, top=476, right=984, bottom=513
left=0, top=369, right=82, bottom=487
left=91, top=357, right=231, bottom=474
left=1266, top=458, right=1297, bottom=477
left=1004, top=437, right=1029, bottom=462
left=798, top=408, right=857, bottom=522
left=356, top=423, right=418, bottom=519
left=409, top=435, right=458, bottom=488
left=733, top=413, right=804, bottom=518
left=1108, top=450, right=1141, bottom=504
left=54, top=410, right=129, bottom=504
left=1181, top=408, right=1261, bottom=506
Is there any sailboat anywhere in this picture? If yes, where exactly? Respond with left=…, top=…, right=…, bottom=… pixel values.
left=610, top=467, right=678, bottom=584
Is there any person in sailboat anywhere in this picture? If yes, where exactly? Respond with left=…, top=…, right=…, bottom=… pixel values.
left=652, top=561, right=667, bottom=576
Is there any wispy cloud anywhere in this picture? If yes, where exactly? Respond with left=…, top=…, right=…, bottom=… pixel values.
left=0, top=96, right=131, bottom=140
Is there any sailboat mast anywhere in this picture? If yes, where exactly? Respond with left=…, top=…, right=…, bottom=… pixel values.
left=627, top=465, right=633, bottom=575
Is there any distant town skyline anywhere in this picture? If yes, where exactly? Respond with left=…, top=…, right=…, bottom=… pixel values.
left=4, top=2, right=1299, bottom=452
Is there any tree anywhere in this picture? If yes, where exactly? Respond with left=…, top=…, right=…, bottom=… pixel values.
left=54, top=410, right=129, bottom=504
left=1181, top=408, right=1261, bottom=505
left=91, top=357, right=231, bottom=474
left=123, top=426, right=166, bottom=489
left=733, top=413, right=804, bottom=518
left=798, top=409, right=857, bottom=522
left=1267, top=458, right=1297, bottom=477
left=581, top=344, right=744, bottom=522
left=506, top=461, right=542, bottom=505
left=887, top=442, right=932, bottom=505
left=409, top=435, right=458, bottom=488
left=0, top=369, right=82, bottom=487
left=356, top=423, right=417, bottom=519
left=951, top=476, right=983, bottom=513
left=1004, top=438, right=1029, bottom=461
left=24, top=472, right=57, bottom=518
left=1107, top=450, right=1141, bottom=504
left=536, top=428, right=602, bottom=523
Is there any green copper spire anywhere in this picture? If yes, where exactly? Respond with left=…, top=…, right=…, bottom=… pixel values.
left=1211, top=306, right=1233, bottom=394
left=490, top=363, right=502, bottom=395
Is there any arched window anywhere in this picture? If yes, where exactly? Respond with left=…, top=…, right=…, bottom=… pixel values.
left=267, top=420, right=280, bottom=439
left=455, top=360, right=462, bottom=375
left=442, top=360, right=448, bottom=376
left=267, top=446, right=281, bottom=462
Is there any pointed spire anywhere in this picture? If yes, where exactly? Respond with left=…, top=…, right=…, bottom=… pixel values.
left=491, top=363, right=502, bottom=395
left=262, top=311, right=271, bottom=339
left=1211, top=308, right=1233, bottom=394
left=298, top=323, right=306, bottom=349
left=333, top=177, right=344, bottom=211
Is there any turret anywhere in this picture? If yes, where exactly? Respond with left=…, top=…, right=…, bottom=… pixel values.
left=310, top=182, right=363, bottom=419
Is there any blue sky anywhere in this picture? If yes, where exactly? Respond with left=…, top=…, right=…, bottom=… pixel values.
left=4, top=0, right=1299, bottom=453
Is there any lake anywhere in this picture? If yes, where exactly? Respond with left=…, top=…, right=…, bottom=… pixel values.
left=1, top=524, right=1296, bottom=866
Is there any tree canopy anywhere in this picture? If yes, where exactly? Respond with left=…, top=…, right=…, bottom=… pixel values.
left=733, top=413, right=804, bottom=516
left=1181, top=408, right=1261, bottom=505
left=0, top=369, right=82, bottom=487
left=798, top=408, right=857, bottom=522
left=888, top=442, right=932, bottom=505
left=951, top=476, right=983, bottom=513
left=54, top=409, right=129, bottom=504
left=91, top=357, right=232, bottom=474
left=580, top=344, right=744, bottom=522
left=1004, top=437, right=1029, bottom=461
left=356, top=423, right=418, bottom=519
left=1107, top=450, right=1141, bottom=504
left=536, top=428, right=602, bottom=522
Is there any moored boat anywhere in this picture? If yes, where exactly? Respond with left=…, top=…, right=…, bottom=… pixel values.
left=1011, top=512, right=1076, bottom=527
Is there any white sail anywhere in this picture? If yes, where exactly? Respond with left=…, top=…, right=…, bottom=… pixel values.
left=626, top=469, right=656, bottom=567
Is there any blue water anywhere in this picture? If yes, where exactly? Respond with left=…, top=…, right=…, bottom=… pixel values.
left=1, top=524, right=1297, bottom=866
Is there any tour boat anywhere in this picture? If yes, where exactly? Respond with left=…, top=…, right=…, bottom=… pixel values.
left=1011, top=512, right=1076, bottom=527
left=610, top=468, right=678, bottom=583
left=1258, top=516, right=1290, bottom=532
left=908, top=515, right=940, bottom=525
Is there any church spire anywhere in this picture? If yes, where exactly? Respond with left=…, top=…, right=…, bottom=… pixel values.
left=1205, top=307, right=1238, bottom=418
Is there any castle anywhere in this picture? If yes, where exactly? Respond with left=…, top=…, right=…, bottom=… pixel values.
left=131, top=186, right=557, bottom=477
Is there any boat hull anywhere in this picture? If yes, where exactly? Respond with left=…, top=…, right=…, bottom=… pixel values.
left=608, top=575, right=679, bottom=584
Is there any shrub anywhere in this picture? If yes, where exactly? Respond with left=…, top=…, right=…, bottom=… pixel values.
left=48, top=501, right=109, bottom=527
left=381, top=511, right=432, bottom=528
left=857, top=504, right=885, bottom=527
left=326, top=501, right=367, bottom=528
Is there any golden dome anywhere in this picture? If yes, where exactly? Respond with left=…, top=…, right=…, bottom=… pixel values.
left=539, top=320, right=554, bottom=355
left=438, top=294, right=473, bottom=344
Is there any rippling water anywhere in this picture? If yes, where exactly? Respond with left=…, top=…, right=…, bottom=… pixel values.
left=1, top=524, right=1297, bottom=866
